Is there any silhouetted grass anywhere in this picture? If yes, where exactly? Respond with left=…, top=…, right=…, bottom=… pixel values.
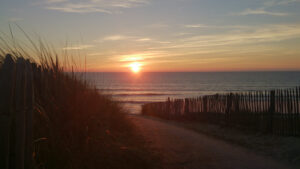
left=0, top=29, right=161, bottom=169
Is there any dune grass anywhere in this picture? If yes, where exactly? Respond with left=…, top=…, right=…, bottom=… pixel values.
left=30, top=71, right=160, bottom=169
left=0, top=29, right=161, bottom=169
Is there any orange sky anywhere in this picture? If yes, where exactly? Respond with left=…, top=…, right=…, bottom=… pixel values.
left=1, top=0, right=300, bottom=72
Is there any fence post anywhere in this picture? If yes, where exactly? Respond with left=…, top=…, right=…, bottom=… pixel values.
left=184, top=98, right=189, bottom=115
left=268, top=90, right=275, bottom=134
left=226, top=93, right=233, bottom=114
left=167, top=97, right=170, bottom=117
left=235, top=94, right=240, bottom=113
left=0, top=55, right=15, bottom=169
left=203, top=96, right=207, bottom=113
left=25, top=60, right=34, bottom=169
left=226, top=93, right=233, bottom=126
left=15, top=58, right=26, bottom=169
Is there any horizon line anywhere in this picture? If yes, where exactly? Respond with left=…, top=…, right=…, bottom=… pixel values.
left=66, top=70, right=300, bottom=73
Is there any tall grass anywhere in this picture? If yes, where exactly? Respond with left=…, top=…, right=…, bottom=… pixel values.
left=0, top=28, right=160, bottom=169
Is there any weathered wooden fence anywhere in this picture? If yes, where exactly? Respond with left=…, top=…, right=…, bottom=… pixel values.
left=142, top=87, right=300, bottom=136
left=0, top=55, right=36, bottom=169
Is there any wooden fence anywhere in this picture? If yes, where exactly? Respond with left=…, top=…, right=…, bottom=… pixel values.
left=0, top=54, right=37, bottom=169
left=0, top=53, right=87, bottom=169
left=142, top=87, right=300, bottom=136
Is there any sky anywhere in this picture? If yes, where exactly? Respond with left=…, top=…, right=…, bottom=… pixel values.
left=1, top=0, right=300, bottom=72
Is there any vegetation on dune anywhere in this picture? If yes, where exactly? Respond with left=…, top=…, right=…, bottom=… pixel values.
left=0, top=30, right=161, bottom=169
left=30, top=68, right=158, bottom=169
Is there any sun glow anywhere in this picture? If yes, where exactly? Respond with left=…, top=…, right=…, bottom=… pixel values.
left=130, top=62, right=142, bottom=73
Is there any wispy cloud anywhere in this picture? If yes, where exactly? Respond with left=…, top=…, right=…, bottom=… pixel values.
left=40, top=0, right=149, bottom=13
left=63, top=44, right=94, bottom=50
left=136, top=38, right=152, bottom=41
left=92, top=23, right=300, bottom=68
left=173, top=32, right=193, bottom=37
left=234, top=8, right=289, bottom=16
left=45, top=0, right=68, bottom=4
left=47, top=4, right=112, bottom=13
left=278, top=0, right=300, bottom=4
left=84, top=23, right=300, bottom=71
left=265, top=0, right=300, bottom=6
left=98, top=35, right=155, bottom=42
left=184, top=24, right=210, bottom=28
left=117, top=51, right=170, bottom=63
left=233, top=0, right=300, bottom=17
left=151, top=24, right=300, bottom=53
left=101, top=35, right=133, bottom=41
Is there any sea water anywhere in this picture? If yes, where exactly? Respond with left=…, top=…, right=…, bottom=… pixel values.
left=84, top=72, right=300, bottom=114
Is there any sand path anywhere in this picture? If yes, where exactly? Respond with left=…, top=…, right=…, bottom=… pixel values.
left=129, top=115, right=295, bottom=169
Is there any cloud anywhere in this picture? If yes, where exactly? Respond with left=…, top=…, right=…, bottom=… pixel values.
left=151, top=24, right=300, bottom=52
left=101, top=35, right=133, bottom=41
left=47, top=5, right=112, bottom=13
left=63, top=44, right=94, bottom=50
left=42, top=0, right=149, bottom=13
left=233, top=0, right=300, bottom=17
left=265, top=0, right=300, bottom=6
left=85, top=23, right=300, bottom=70
left=136, top=38, right=152, bottom=41
left=234, top=8, right=289, bottom=16
left=184, top=24, right=210, bottom=28
left=278, top=0, right=300, bottom=5
left=156, top=41, right=171, bottom=44
left=46, top=0, right=68, bottom=4
left=117, top=51, right=170, bottom=63
left=98, top=35, right=155, bottom=42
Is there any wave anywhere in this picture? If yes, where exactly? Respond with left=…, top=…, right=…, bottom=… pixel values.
left=111, top=93, right=179, bottom=97
left=98, top=88, right=163, bottom=92
left=98, top=88, right=263, bottom=92
left=99, top=88, right=294, bottom=96
left=98, top=88, right=199, bottom=92
left=116, top=100, right=155, bottom=104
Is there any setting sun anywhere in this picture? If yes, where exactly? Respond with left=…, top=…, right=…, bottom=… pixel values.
left=130, top=62, right=141, bottom=73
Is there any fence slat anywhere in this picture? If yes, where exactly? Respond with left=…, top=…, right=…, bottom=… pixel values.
left=0, top=55, right=16, bottom=169
left=15, top=58, right=27, bottom=169
left=24, top=60, right=34, bottom=169
left=142, top=86, right=300, bottom=136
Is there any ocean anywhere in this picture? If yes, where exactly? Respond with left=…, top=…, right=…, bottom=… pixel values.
left=84, top=72, right=300, bottom=114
